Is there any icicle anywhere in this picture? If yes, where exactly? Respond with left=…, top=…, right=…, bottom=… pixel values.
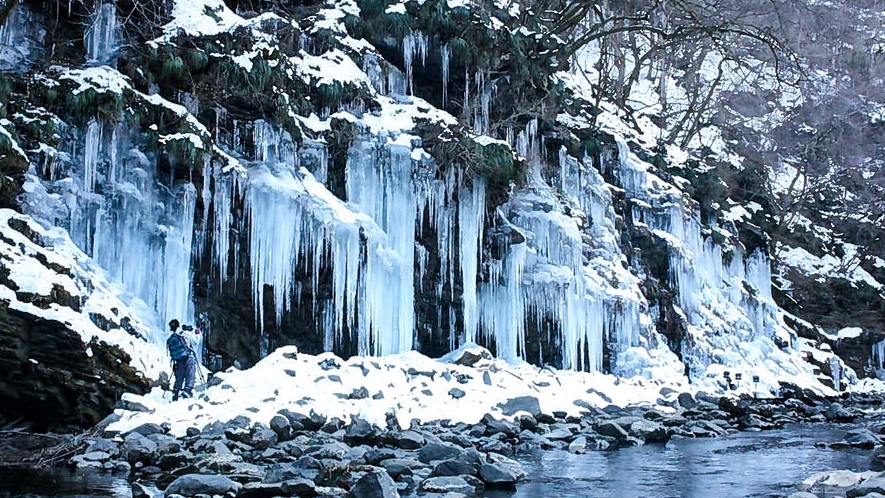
left=83, top=119, right=101, bottom=193
left=402, top=33, right=428, bottom=95
left=459, top=178, right=485, bottom=343
left=441, top=43, right=451, bottom=108
left=85, top=3, right=118, bottom=66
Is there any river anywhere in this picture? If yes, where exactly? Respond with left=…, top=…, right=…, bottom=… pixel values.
left=0, top=423, right=876, bottom=498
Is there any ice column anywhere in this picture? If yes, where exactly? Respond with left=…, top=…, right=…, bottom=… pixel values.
left=479, top=242, right=527, bottom=361
left=346, top=139, right=417, bottom=355
left=458, top=178, right=485, bottom=343
left=86, top=3, right=118, bottom=66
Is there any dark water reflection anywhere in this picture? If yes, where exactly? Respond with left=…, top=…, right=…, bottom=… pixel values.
left=0, top=468, right=132, bottom=498
left=490, top=424, right=874, bottom=498
left=0, top=424, right=876, bottom=498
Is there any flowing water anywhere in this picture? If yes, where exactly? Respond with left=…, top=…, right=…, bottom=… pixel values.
left=489, top=423, right=874, bottom=498
left=0, top=424, right=876, bottom=498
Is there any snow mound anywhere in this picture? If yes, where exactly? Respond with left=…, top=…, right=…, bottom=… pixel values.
left=108, top=346, right=690, bottom=437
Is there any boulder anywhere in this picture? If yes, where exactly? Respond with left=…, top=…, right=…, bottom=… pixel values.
left=388, top=430, right=425, bottom=450
left=594, top=421, right=629, bottom=440
left=846, top=429, right=881, bottom=449
left=122, top=433, right=158, bottom=465
left=432, top=459, right=478, bottom=477
left=343, top=417, right=377, bottom=446
left=420, top=476, right=483, bottom=494
left=479, top=453, right=525, bottom=487
left=163, top=474, right=241, bottom=497
left=418, top=443, right=462, bottom=464
left=238, top=482, right=285, bottom=498
left=270, top=415, right=292, bottom=442
left=128, top=423, right=166, bottom=437
left=350, top=470, right=400, bottom=498
left=249, top=427, right=278, bottom=450
left=131, top=482, right=156, bottom=498
left=568, top=436, right=587, bottom=454
left=364, top=448, right=398, bottom=465
left=847, top=477, right=885, bottom=497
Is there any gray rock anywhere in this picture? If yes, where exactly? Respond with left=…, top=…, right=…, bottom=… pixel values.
left=418, top=443, right=463, bottom=464
left=344, top=417, right=377, bottom=445
left=420, top=476, right=482, bottom=494
left=627, top=419, right=668, bottom=443
left=281, top=478, right=318, bottom=496
left=81, top=451, right=111, bottom=462
left=847, top=477, right=885, bottom=497
left=432, top=459, right=478, bottom=477
left=497, top=396, right=541, bottom=417
left=480, top=453, right=526, bottom=485
left=391, top=430, right=425, bottom=450
left=364, top=448, right=398, bottom=465
left=122, top=433, right=158, bottom=465
left=594, top=421, right=629, bottom=440
left=449, top=388, right=466, bottom=399
left=270, top=415, right=292, bottom=442
left=249, top=427, right=278, bottom=450
left=350, top=470, right=400, bottom=498
left=567, top=436, right=587, bottom=454
left=163, top=474, right=241, bottom=497
left=131, top=482, right=157, bottom=498
left=845, top=428, right=882, bottom=449
left=238, top=482, right=285, bottom=498
left=380, top=458, right=422, bottom=477
left=128, top=423, right=166, bottom=437
left=86, top=438, right=119, bottom=455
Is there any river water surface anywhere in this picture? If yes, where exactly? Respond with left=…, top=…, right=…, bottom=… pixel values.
left=0, top=423, right=876, bottom=498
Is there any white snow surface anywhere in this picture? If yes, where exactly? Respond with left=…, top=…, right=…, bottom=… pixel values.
left=109, top=344, right=690, bottom=437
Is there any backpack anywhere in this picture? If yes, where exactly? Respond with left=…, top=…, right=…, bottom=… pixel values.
left=167, top=333, right=189, bottom=361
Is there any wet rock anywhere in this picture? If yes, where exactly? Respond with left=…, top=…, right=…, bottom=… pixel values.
left=825, top=403, right=857, bottom=423
left=238, top=482, right=285, bottom=498
left=131, top=482, right=156, bottom=498
left=594, top=421, right=629, bottom=440
left=163, top=474, right=241, bottom=497
left=350, top=470, right=400, bottom=498
left=122, top=433, right=158, bottom=465
left=847, top=477, right=885, bottom=497
left=479, top=453, right=525, bottom=487
left=627, top=419, right=668, bottom=443
left=420, top=476, right=483, bottom=494
left=568, top=436, right=587, bottom=454
left=158, top=452, right=194, bottom=470
left=418, top=443, right=462, bottom=463
left=846, top=429, right=882, bottom=449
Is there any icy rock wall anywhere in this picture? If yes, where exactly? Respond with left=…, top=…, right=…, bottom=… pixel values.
left=617, top=140, right=796, bottom=383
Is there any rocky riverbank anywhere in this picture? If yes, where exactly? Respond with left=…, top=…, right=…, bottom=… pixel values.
left=47, top=386, right=882, bottom=498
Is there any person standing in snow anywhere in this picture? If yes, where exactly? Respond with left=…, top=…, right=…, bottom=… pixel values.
left=166, top=319, right=197, bottom=401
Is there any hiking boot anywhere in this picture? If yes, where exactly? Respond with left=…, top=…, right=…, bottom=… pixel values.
left=172, top=391, right=179, bottom=401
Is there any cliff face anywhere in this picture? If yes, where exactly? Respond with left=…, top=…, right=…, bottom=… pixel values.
left=0, top=0, right=881, bottom=428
